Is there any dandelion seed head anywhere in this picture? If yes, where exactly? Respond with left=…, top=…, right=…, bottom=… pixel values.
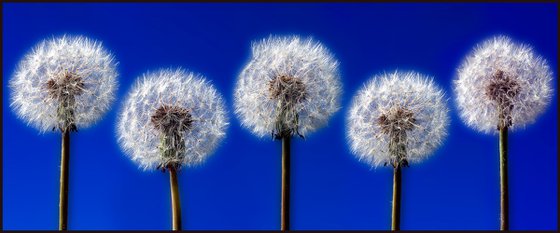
left=347, top=71, right=449, bottom=167
left=234, top=35, right=342, bottom=139
left=9, top=35, right=118, bottom=133
left=454, top=35, right=554, bottom=133
left=117, top=68, right=229, bottom=170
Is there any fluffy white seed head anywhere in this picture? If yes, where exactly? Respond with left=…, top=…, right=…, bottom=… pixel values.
left=9, top=35, right=118, bottom=133
left=117, top=68, right=229, bottom=171
left=454, top=35, right=554, bottom=133
left=347, top=71, right=449, bottom=167
left=234, top=35, right=342, bottom=139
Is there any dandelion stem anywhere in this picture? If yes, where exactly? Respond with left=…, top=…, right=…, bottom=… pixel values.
left=59, top=129, right=70, bottom=231
left=281, top=136, right=291, bottom=231
left=391, top=164, right=402, bottom=231
left=168, top=165, right=182, bottom=231
left=499, top=126, right=509, bottom=230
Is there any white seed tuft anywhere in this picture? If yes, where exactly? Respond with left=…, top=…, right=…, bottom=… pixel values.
left=116, top=68, right=229, bottom=170
left=347, top=71, right=449, bottom=167
left=9, top=35, right=118, bottom=133
left=454, top=35, right=554, bottom=133
left=234, top=35, right=342, bottom=139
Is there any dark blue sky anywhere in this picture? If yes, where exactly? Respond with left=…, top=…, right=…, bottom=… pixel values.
left=2, top=3, right=557, bottom=230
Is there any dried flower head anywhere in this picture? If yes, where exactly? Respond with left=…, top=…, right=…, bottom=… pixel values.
left=454, top=35, right=554, bottom=133
left=9, top=35, right=118, bottom=132
left=117, top=68, right=229, bottom=170
left=234, top=35, right=342, bottom=139
left=347, top=71, right=449, bottom=167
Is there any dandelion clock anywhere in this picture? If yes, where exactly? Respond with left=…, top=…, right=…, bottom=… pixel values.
left=347, top=71, right=449, bottom=230
left=454, top=36, right=553, bottom=230
left=117, top=68, right=228, bottom=230
left=9, top=35, right=118, bottom=230
left=234, top=36, right=342, bottom=230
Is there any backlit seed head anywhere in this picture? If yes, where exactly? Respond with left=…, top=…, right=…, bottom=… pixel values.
left=10, top=35, right=118, bottom=133
left=454, top=35, right=554, bottom=133
left=117, top=68, right=229, bottom=170
left=347, top=71, right=449, bottom=167
left=235, top=35, right=342, bottom=139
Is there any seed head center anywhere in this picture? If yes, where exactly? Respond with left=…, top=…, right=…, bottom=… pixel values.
left=45, top=70, right=85, bottom=131
left=268, top=75, right=307, bottom=104
left=377, top=107, right=416, bottom=168
left=377, top=107, right=416, bottom=135
left=151, top=105, right=193, bottom=171
left=46, top=70, right=85, bottom=101
left=268, top=75, right=307, bottom=139
left=485, top=70, right=521, bottom=129
left=151, top=105, right=193, bottom=133
left=485, top=70, right=521, bottom=104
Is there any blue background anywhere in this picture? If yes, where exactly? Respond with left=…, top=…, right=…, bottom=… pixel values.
left=2, top=3, right=558, bottom=230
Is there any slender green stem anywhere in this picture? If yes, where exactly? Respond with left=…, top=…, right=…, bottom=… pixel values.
left=499, top=126, right=509, bottom=230
left=59, top=129, right=70, bottom=231
left=388, top=126, right=406, bottom=231
left=391, top=165, right=402, bottom=231
left=168, top=165, right=182, bottom=231
left=281, top=136, right=291, bottom=231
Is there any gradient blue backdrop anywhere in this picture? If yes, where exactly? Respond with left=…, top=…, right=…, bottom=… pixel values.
left=2, top=3, right=558, bottom=230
